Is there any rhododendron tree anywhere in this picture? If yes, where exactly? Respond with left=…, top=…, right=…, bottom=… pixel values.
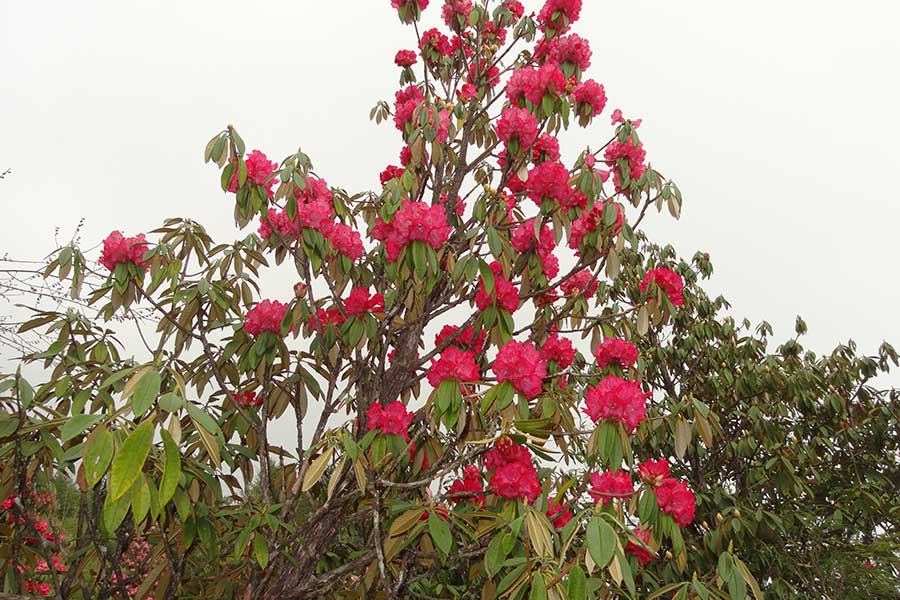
left=2, top=2, right=898, bottom=600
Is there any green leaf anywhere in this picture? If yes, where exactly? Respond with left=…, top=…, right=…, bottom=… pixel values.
left=61, top=414, right=103, bottom=443
left=586, top=517, right=616, bottom=568
left=131, top=474, right=151, bottom=525
left=17, top=377, right=34, bottom=408
left=131, top=369, right=161, bottom=417
left=108, top=420, right=155, bottom=501
left=185, top=403, right=220, bottom=436
left=253, top=535, right=269, bottom=569
left=567, top=565, right=587, bottom=600
left=83, top=427, right=114, bottom=488
left=428, top=511, right=452, bottom=557
left=530, top=574, right=547, bottom=600
left=159, top=429, right=181, bottom=506
left=158, top=392, right=184, bottom=413
left=102, top=487, right=131, bottom=534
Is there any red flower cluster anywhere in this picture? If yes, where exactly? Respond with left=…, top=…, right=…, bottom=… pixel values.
left=569, top=200, right=623, bottom=251
left=604, top=138, right=647, bottom=187
left=573, top=80, right=607, bottom=121
left=507, top=63, right=566, bottom=107
left=510, top=219, right=559, bottom=279
left=539, top=33, right=592, bottom=72
left=593, top=337, right=638, bottom=369
left=447, top=465, right=485, bottom=505
left=434, top=324, right=486, bottom=353
left=475, top=261, right=520, bottom=313
left=323, top=221, right=365, bottom=261
left=235, top=390, right=263, bottom=407
left=656, top=478, right=696, bottom=527
left=393, top=85, right=426, bottom=131
left=538, top=0, right=582, bottom=35
left=496, top=106, right=538, bottom=151
left=442, top=0, right=473, bottom=30
left=366, top=400, right=414, bottom=439
left=343, top=287, right=385, bottom=317
left=546, top=497, right=573, bottom=528
left=427, top=347, right=480, bottom=387
left=588, top=469, right=633, bottom=504
left=420, top=27, right=452, bottom=61
left=100, top=231, right=149, bottom=272
left=244, top=299, right=290, bottom=338
left=371, top=200, right=452, bottom=262
left=532, top=134, right=561, bottom=164
left=560, top=268, right=598, bottom=298
left=380, top=164, right=405, bottom=185
left=540, top=333, right=575, bottom=370
left=527, top=160, right=570, bottom=206
left=394, top=49, right=417, bottom=67
left=625, top=528, right=655, bottom=566
left=637, top=459, right=670, bottom=486
left=485, top=439, right=541, bottom=502
left=308, top=307, right=345, bottom=331
left=493, top=340, right=546, bottom=399
left=640, top=267, right=685, bottom=306
left=228, top=150, right=278, bottom=197
left=583, top=375, right=650, bottom=433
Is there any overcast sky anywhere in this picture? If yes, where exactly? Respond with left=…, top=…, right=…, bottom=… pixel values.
left=2, top=0, right=899, bottom=373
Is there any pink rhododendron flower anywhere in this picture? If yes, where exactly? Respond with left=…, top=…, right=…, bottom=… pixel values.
left=626, top=528, right=655, bottom=566
left=504, top=0, right=525, bottom=20
left=583, top=375, right=650, bottom=433
left=511, top=219, right=558, bottom=279
left=343, top=288, right=385, bottom=317
left=532, top=134, right=561, bottom=164
left=380, top=165, right=406, bottom=185
left=475, top=261, right=520, bottom=313
left=527, top=160, right=570, bottom=206
left=308, top=307, right=345, bottom=331
left=589, top=470, right=634, bottom=504
left=366, top=400, right=414, bottom=439
left=371, top=200, right=452, bottom=261
left=99, top=231, right=149, bottom=272
left=560, top=268, right=598, bottom=298
left=640, top=267, right=685, bottom=306
left=538, top=34, right=592, bottom=72
left=611, top=108, right=642, bottom=128
left=235, top=390, right=263, bottom=407
left=228, top=150, right=278, bottom=198
left=393, top=85, right=426, bottom=131
left=323, top=221, right=365, bottom=261
left=244, top=299, right=290, bottom=338
left=538, top=0, right=582, bottom=35
left=420, top=27, right=452, bottom=60
left=547, top=497, right=573, bottom=528
left=540, top=333, right=575, bottom=370
left=496, top=106, right=538, bottom=151
left=442, top=0, right=473, bottom=30
left=568, top=200, right=623, bottom=251
left=507, top=63, right=566, bottom=107
left=593, top=337, right=638, bottom=369
left=427, top=347, right=480, bottom=387
left=637, top=459, right=671, bottom=486
left=493, top=340, right=546, bottom=398
left=485, top=439, right=540, bottom=502
left=434, top=325, right=486, bottom=353
left=394, top=49, right=417, bottom=67
left=457, top=82, right=478, bottom=102
left=573, top=80, right=607, bottom=121
left=392, top=0, right=429, bottom=23
left=447, top=465, right=485, bottom=505
left=656, top=478, right=696, bottom=527
left=604, top=138, right=647, bottom=188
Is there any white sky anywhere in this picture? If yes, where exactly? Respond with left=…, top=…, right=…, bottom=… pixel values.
left=2, top=0, right=899, bottom=374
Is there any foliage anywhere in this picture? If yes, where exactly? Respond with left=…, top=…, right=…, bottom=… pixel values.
left=0, top=1, right=897, bottom=599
